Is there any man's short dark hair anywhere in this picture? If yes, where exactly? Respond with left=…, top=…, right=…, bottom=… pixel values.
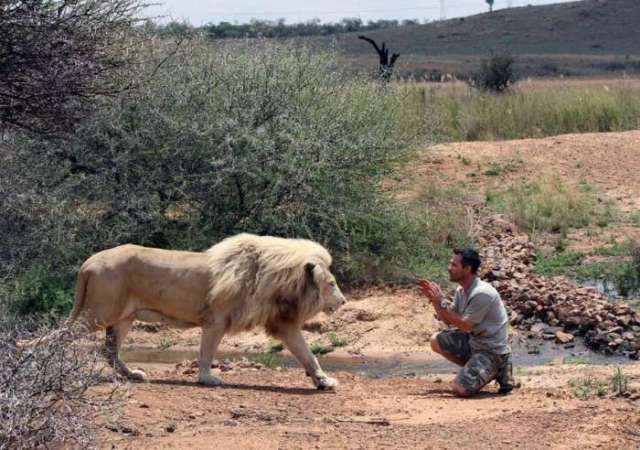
left=454, top=248, right=481, bottom=274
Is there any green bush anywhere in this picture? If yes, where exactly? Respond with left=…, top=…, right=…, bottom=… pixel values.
left=8, top=262, right=74, bottom=317
left=3, top=38, right=445, bottom=294
left=472, top=55, right=516, bottom=94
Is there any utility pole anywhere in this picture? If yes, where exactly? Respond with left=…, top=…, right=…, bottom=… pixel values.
left=440, top=0, right=446, bottom=20
left=507, top=0, right=513, bottom=7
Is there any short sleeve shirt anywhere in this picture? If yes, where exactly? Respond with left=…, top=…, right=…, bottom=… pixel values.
left=452, top=277, right=511, bottom=355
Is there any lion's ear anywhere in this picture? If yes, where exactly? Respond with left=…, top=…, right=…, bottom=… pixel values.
left=305, top=263, right=316, bottom=279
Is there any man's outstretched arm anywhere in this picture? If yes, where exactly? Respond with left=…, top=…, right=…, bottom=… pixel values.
left=417, top=279, right=476, bottom=332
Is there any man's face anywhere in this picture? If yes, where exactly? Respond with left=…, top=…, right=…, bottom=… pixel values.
left=448, top=254, right=471, bottom=282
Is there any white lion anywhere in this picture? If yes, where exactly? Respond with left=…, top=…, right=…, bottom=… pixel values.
left=66, top=233, right=347, bottom=389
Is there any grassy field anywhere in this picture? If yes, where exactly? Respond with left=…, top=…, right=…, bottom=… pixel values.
left=397, top=77, right=640, bottom=141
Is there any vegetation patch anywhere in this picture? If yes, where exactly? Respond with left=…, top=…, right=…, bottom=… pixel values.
left=158, top=337, right=177, bottom=350
left=569, top=375, right=608, bottom=399
left=6, top=262, right=75, bottom=317
left=310, top=342, right=334, bottom=356
left=411, top=82, right=640, bottom=142
left=328, top=333, right=350, bottom=348
left=611, top=367, right=629, bottom=397
left=252, top=352, right=283, bottom=369
left=0, top=318, right=124, bottom=449
left=514, top=367, right=544, bottom=377
left=486, top=176, right=616, bottom=236
left=1, top=38, right=444, bottom=314
left=563, top=355, right=592, bottom=365
left=534, top=240, right=640, bottom=297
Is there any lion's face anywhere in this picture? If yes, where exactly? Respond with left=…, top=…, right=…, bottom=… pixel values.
left=310, top=264, right=346, bottom=315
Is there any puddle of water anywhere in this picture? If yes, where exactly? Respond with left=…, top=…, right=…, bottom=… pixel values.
left=122, top=335, right=633, bottom=379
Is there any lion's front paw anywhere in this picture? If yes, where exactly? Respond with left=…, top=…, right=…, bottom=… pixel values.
left=314, top=375, right=338, bottom=391
left=198, top=373, right=223, bottom=386
left=128, top=369, right=148, bottom=382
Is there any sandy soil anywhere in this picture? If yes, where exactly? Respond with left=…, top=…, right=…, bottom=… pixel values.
left=103, top=363, right=640, bottom=450
left=101, top=130, right=640, bottom=449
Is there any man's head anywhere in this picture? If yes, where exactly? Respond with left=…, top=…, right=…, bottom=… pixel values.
left=448, top=248, right=481, bottom=283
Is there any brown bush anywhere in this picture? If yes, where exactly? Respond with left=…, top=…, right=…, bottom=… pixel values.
left=0, top=319, right=124, bottom=449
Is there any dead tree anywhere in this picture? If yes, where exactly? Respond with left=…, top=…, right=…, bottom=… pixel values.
left=358, top=35, right=400, bottom=81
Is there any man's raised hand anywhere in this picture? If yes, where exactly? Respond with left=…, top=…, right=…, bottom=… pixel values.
left=417, top=279, right=444, bottom=305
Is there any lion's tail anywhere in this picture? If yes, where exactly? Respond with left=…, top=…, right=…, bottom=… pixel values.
left=66, top=269, right=89, bottom=325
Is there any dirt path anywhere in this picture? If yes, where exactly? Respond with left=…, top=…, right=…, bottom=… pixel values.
left=103, top=131, right=640, bottom=449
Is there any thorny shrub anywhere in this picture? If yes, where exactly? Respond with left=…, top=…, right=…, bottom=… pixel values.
left=1, top=38, right=451, bottom=290
left=0, top=317, right=125, bottom=449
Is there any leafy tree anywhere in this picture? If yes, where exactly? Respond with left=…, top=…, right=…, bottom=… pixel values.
left=0, top=0, right=147, bottom=136
left=486, top=0, right=495, bottom=13
left=473, top=55, right=516, bottom=93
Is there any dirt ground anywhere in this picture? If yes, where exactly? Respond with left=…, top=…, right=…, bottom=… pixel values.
left=104, top=364, right=640, bottom=450
left=102, top=130, right=640, bottom=449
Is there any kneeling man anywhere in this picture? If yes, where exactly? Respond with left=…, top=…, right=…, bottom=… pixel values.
left=418, top=248, right=516, bottom=397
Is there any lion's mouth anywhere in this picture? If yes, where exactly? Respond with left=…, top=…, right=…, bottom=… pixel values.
left=323, top=305, right=339, bottom=315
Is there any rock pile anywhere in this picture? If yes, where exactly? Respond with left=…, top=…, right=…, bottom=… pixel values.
left=476, top=215, right=640, bottom=359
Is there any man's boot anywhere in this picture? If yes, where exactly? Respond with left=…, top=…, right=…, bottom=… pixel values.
left=496, top=353, right=518, bottom=394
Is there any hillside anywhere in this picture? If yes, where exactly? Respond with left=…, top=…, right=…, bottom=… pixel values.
left=331, top=0, right=640, bottom=78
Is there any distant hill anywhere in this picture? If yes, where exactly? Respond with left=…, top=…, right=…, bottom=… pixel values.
left=331, top=0, right=640, bottom=78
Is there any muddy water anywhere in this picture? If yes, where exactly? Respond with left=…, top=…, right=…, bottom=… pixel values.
left=122, top=335, right=633, bottom=378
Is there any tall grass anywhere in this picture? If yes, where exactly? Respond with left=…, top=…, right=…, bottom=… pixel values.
left=406, top=80, right=640, bottom=141
left=486, top=175, right=616, bottom=235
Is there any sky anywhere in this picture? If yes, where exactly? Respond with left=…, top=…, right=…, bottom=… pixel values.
left=144, top=0, right=580, bottom=26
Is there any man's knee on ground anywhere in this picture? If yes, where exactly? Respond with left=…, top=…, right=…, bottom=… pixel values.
left=430, top=334, right=442, bottom=354
left=451, top=381, right=475, bottom=398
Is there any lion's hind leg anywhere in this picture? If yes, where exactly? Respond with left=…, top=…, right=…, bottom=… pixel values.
left=105, top=318, right=147, bottom=381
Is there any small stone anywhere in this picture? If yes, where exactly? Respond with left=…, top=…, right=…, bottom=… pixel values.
left=355, top=310, right=380, bottom=322
left=555, top=331, right=574, bottom=345
left=542, top=331, right=556, bottom=341
left=531, top=323, right=547, bottom=334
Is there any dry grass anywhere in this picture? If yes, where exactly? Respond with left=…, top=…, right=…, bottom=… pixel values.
left=0, top=320, right=125, bottom=449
